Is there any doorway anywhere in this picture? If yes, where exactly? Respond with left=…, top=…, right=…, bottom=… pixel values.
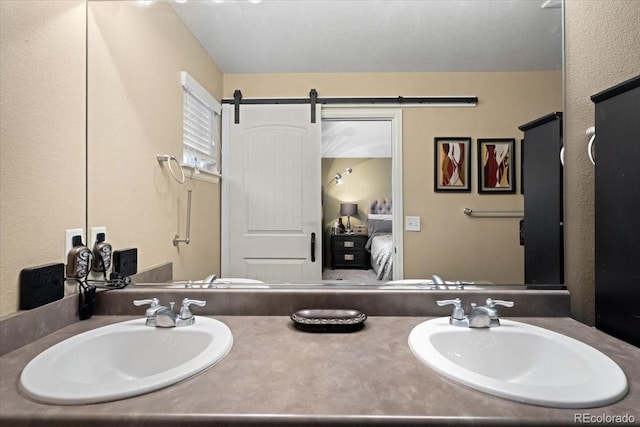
left=321, top=108, right=403, bottom=281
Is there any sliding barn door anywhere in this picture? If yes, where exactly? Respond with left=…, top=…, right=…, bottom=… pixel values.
left=222, top=104, right=322, bottom=282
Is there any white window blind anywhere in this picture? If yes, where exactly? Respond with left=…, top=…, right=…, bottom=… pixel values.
left=181, top=71, right=221, bottom=176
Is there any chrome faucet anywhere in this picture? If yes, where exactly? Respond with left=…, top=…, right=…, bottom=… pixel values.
left=437, top=298, right=514, bottom=328
left=133, top=298, right=206, bottom=327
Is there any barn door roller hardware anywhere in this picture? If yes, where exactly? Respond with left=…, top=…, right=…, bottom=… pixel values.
left=225, top=89, right=478, bottom=124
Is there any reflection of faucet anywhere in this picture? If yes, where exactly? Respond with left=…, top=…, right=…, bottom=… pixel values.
left=431, top=274, right=448, bottom=290
left=204, top=274, right=217, bottom=288
left=182, top=274, right=218, bottom=289
left=133, top=298, right=206, bottom=327
left=432, top=274, right=445, bottom=284
left=437, top=298, right=514, bottom=328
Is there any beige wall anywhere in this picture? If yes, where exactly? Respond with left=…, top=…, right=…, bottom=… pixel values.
left=0, top=1, right=86, bottom=316
left=563, top=0, right=640, bottom=325
left=322, top=158, right=392, bottom=230
left=0, top=1, right=224, bottom=316
left=87, top=1, right=224, bottom=283
left=322, top=157, right=392, bottom=265
left=226, top=71, right=562, bottom=283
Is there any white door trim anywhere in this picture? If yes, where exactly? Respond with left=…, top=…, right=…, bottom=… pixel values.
left=321, top=108, right=404, bottom=280
left=221, top=104, right=231, bottom=277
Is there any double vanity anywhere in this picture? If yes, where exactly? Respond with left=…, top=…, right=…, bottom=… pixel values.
left=1, top=285, right=639, bottom=426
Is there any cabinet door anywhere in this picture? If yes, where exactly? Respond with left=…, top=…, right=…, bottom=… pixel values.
left=519, top=113, right=564, bottom=285
left=593, top=76, right=640, bottom=347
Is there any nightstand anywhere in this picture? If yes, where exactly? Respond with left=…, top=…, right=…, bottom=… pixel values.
left=331, top=234, right=369, bottom=269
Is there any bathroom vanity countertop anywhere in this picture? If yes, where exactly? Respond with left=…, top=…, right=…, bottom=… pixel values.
left=1, top=316, right=638, bottom=426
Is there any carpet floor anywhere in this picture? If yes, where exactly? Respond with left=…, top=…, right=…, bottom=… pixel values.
left=322, top=268, right=379, bottom=281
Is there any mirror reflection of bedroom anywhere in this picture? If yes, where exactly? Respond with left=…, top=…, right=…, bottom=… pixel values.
left=322, top=119, right=393, bottom=281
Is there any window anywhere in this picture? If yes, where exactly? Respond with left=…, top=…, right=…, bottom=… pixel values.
left=181, top=71, right=221, bottom=178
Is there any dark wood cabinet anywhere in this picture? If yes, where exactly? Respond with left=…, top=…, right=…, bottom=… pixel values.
left=519, top=112, right=564, bottom=285
left=331, top=234, right=369, bottom=269
left=592, top=75, right=640, bottom=347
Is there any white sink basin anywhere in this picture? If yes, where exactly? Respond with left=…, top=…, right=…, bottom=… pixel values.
left=19, top=316, right=233, bottom=405
left=408, top=317, right=628, bottom=408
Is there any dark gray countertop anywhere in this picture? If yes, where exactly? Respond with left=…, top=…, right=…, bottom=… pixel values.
left=1, top=315, right=638, bottom=426
left=0, top=288, right=572, bottom=356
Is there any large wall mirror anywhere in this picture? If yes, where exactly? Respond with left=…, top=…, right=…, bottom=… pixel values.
left=86, top=0, right=563, bottom=287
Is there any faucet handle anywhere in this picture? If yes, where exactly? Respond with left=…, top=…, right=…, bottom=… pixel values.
left=179, top=298, right=206, bottom=319
left=133, top=298, right=162, bottom=318
left=133, top=298, right=160, bottom=307
left=437, top=298, right=465, bottom=320
left=182, top=298, right=206, bottom=308
left=485, top=298, right=514, bottom=308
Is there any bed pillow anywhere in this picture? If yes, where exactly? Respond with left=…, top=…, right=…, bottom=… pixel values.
left=368, top=219, right=392, bottom=234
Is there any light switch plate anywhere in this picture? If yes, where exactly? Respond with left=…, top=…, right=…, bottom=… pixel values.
left=405, top=216, right=421, bottom=232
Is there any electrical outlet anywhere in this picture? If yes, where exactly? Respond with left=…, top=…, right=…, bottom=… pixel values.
left=65, top=228, right=85, bottom=263
left=90, top=226, right=107, bottom=247
left=405, top=216, right=421, bottom=232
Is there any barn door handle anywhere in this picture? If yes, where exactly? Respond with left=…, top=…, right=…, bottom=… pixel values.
left=310, top=232, right=316, bottom=262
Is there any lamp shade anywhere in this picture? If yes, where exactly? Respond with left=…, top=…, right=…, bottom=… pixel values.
left=340, top=203, right=358, bottom=216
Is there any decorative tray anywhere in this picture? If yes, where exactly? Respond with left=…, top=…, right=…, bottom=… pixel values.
left=290, top=309, right=367, bottom=332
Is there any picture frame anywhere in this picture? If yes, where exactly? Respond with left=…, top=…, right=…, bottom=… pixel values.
left=477, top=138, right=516, bottom=194
left=434, top=137, right=472, bottom=192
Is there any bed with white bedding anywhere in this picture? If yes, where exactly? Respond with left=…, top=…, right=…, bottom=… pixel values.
left=366, top=199, right=393, bottom=280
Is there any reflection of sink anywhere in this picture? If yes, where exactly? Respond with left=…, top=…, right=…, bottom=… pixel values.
left=19, top=317, right=233, bottom=405
left=206, top=283, right=269, bottom=288
left=203, top=278, right=268, bottom=289
left=379, top=285, right=479, bottom=290
left=135, top=278, right=268, bottom=289
left=382, top=280, right=478, bottom=290
left=408, top=317, right=628, bottom=408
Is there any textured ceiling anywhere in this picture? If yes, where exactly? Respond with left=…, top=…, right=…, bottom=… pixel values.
left=322, top=120, right=392, bottom=158
left=172, top=0, right=563, bottom=73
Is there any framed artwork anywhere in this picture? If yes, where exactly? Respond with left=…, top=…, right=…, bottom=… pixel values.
left=477, top=138, right=516, bottom=194
left=434, top=137, right=472, bottom=192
